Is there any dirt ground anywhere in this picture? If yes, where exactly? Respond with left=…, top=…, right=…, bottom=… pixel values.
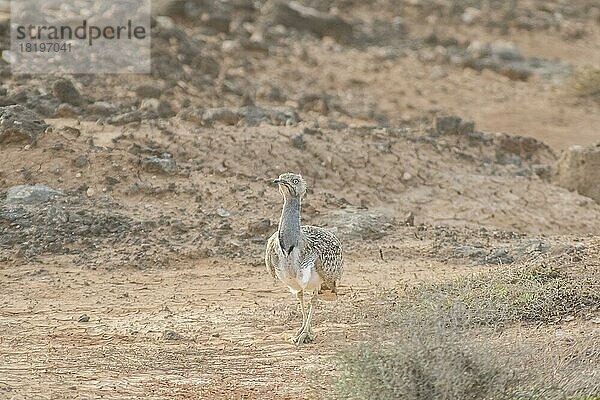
left=1, top=0, right=599, bottom=398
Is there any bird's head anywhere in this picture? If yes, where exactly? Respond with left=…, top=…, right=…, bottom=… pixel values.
left=273, top=173, right=307, bottom=199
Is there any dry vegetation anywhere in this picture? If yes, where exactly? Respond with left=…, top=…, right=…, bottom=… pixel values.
left=332, top=241, right=600, bottom=400
left=570, top=66, right=600, bottom=100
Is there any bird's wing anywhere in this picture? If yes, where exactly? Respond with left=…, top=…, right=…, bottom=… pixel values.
left=300, top=251, right=319, bottom=271
left=302, top=226, right=343, bottom=287
left=265, top=231, right=279, bottom=280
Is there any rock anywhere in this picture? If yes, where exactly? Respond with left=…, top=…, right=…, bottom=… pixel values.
left=55, top=103, right=79, bottom=118
left=197, top=106, right=299, bottom=127
left=457, top=41, right=571, bottom=81
left=153, top=0, right=187, bottom=17
left=26, top=93, right=60, bottom=118
left=290, top=133, right=305, bottom=149
left=140, top=98, right=175, bottom=118
left=201, top=13, right=231, bottom=33
left=241, top=105, right=299, bottom=126
left=73, top=155, right=89, bottom=168
left=494, top=133, right=554, bottom=163
left=141, top=153, right=177, bottom=174
left=108, top=110, right=143, bottom=125
left=87, top=101, right=118, bottom=117
left=135, top=84, right=162, bottom=99
left=553, top=143, right=600, bottom=204
left=433, top=115, right=474, bottom=135
left=78, top=314, right=90, bottom=322
left=5, top=184, right=63, bottom=204
left=0, top=191, right=140, bottom=258
left=0, top=105, right=48, bottom=144
left=162, top=329, right=183, bottom=340
left=483, top=248, right=514, bottom=265
left=201, top=107, right=241, bottom=126
left=192, top=55, right=220, bottom=78
left=322, top=208, right=395, bottom=241
left=216, top=207, right=231, bottom=218
left=262, top=0, right=353, bottom=43
left=52, top=78, right=84, bottom=106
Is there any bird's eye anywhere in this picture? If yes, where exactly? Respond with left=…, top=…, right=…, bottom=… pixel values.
left=293, top=179, right=299, bottom=184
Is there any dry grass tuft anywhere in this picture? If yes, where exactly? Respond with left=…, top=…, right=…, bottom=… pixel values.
left=569, top=66, right=600, bottom=99
left=332, top=333, right=509, bottom=400
left=398, top=246, right=600, bottom=329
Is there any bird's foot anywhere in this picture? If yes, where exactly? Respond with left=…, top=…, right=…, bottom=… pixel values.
left=290, top=329, right=314, bottom=346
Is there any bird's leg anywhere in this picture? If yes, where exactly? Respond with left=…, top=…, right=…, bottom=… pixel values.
left=295, top=291, right=307, bottom=337
left=292, top=293, right=317, bottom=345
left=304, top=294, right=317, bottom=339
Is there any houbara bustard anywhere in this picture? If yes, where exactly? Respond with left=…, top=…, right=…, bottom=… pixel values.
left=265, top=173, right=343, bottom=345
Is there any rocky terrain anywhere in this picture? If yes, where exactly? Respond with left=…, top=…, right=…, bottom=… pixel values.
left=0, top=0, right=599, bottom=398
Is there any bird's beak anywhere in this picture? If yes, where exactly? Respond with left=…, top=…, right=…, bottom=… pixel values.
left=273, top=179, right=283, bottom=185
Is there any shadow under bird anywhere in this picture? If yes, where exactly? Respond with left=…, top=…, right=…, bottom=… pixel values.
left=265, top=173, right=343, bottom=345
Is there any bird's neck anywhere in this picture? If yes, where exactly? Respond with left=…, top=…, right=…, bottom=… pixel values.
left=278, top=196, right=302, bottom=255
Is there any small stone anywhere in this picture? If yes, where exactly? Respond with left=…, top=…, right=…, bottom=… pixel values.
left=105, top=176, right=120, bottom=185
left=162, top=329, right=183, bottom=340
left=200, top=13, right=231, bottom=33
left=141, top=153, right=177, bottom=174
left=402, top=172, right=412, bottom=181
left=55, top=103, right=79, bottom=118
left=264, top=1, right=353, bottom=43
left=433, top=115, right=474, bottom=135
left=0, top=105, right=48, bottom=144
left=86, top=187, right=95, bottom=197
left=87, top=101, right=118, bottom=117
left=78, top=314, right=90, bottom=322
left=5, top=184, right=62, bottom=204
left=73, top=155, right=89, bottom=168
left=201, top=107, right=241, bottom=126
left=53, top=78, right=84, bottom=106
left=140, top=98, right=174, bottom=117
left=135, top=84, right=162, bottom=99
left=216, top=207, right=231, bottom=218
left=290, top=134, right=305, bottom=150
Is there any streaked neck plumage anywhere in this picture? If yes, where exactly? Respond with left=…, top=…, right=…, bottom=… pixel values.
left=278, top=196, right=302, bottom=255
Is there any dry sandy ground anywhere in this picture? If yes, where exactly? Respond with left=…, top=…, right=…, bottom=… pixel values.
left=1, top=246, right=479, bottom=399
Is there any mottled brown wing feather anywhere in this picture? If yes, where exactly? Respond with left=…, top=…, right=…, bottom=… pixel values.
left=301, top=226, right=343, bottom=288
